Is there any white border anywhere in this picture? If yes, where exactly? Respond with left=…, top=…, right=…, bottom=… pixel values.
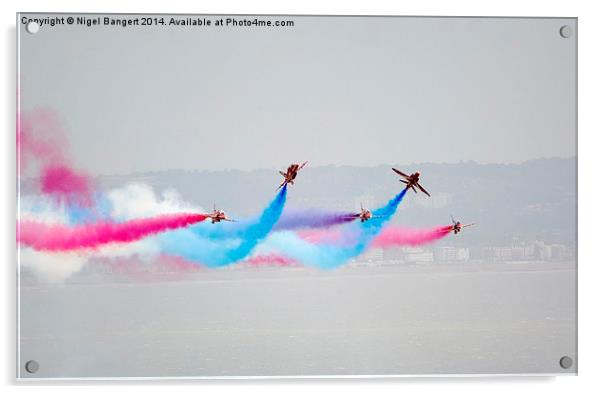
left=4, top=0, right=601, bottom=393
left=13, top=15, right=579, bottom=382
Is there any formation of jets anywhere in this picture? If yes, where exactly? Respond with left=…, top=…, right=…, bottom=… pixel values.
left=206, top=162, right=476, bottom=235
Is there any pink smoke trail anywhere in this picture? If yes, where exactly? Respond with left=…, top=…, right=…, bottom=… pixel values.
left=297, top=227, right=360, bottom=245
left=40, top=165, right=94, bottom=205
left=157, top=254, right=204, bottom=272
left=371, top=225, right=453, bottom=248
left=18, top=213, right=208, bottom=252
left=91, top=254, right=203, bottom=282
left=298, top=225, right=453, bottom=248
left=17, top=108, right=67, bottom=168
left=18, top=108, right=94, bottom=206
left=245, top=254, right=300, bottom=267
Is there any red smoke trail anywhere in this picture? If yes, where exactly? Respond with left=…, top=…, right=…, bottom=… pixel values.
left=18, top=108, right=94, bottom=206
left=18, top=213, right=208, bottom=252
left=298, top=225, right=453, bottom=247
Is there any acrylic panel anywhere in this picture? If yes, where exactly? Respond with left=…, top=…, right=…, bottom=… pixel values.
left=17, top=14, right=577, bottom=379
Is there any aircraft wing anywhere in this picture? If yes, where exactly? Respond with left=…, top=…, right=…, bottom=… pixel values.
left=392, top=168, right=410, bottom=178
left=416, top=182, right=431, bottom=197
left=299, top=161, right=308, bottom=170
left=462, top=223, right=476, bottom=228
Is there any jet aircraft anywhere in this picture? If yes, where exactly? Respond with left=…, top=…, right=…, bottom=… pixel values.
left=450, top=215, right=476, bottom=234
left=392, top=168, right=431, bottom=197
left=207, top=204, right=236, bottom=224
left=277, top=161, right=308, bottom=190
left=347, top=203, right=384, bottom=223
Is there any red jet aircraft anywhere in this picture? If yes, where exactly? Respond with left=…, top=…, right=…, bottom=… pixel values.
left=392, top=168, right=431, bottom=197
left=207, top=204, right=236, bottom=224
left=277, top=161, right=308, bottom=190
left=349, top=203, right=384, bottom=223
left=450, top=215, right=476, bottom=234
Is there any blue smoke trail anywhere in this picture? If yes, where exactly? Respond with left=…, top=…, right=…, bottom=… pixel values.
left=159, top=186, right=288, bottom=267
left=258, top=189, right=407, bottom=269
left=21, top=191, right=111, bottom=225
left=67, top=193, right=112, bottom=224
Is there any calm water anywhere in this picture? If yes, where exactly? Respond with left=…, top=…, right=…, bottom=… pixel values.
left=18, top=264, right=576, bottom=378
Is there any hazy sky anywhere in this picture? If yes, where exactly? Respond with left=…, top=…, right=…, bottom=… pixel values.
left=19, top=15, right=576, bottom=174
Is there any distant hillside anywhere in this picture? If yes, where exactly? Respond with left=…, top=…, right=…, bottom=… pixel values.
left=21, top=157, right=577, bottom=247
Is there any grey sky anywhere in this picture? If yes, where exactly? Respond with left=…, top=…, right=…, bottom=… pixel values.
left=19, top=15, right=576, bottom=175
